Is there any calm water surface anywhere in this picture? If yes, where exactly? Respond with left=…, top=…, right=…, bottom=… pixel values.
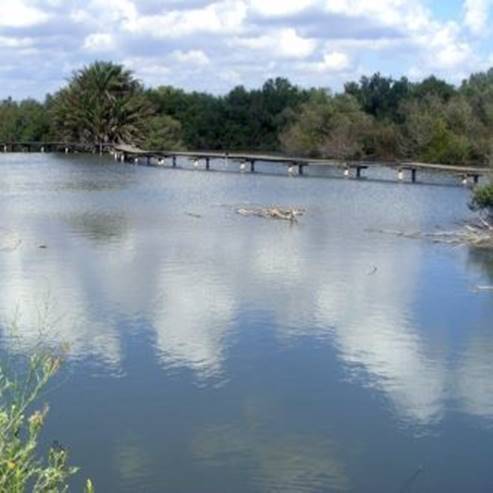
left=0, top=154, right=492, bottom=492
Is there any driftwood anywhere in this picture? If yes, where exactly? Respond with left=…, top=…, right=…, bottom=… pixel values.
left=236, top=207, right=305, bottom=222
left=367, top=218, right=493, bottom=249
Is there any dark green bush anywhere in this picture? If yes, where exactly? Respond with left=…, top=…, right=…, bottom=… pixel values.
left=471, top=183, right=493, bottom=213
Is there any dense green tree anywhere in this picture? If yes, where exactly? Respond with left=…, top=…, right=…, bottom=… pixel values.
left=52, top=61, right=154, bottom=147
left=146, top=86, right=223, bottom=149
left=144, top=115, right=184, bottom=150
left=146, top=77, right=308, bottom=151
left=412, top=76, right=455, bottom=102
left=0, top=98, right=21, bottom=142
left=398, top=96, right=471, bottom=164
left=0, top=98, right=50, bottom=142
left=280, top=90, right=372, bottom=159
left=345, top=73, right=412, bottom=121
left=219, top=78, right=309, bottom=150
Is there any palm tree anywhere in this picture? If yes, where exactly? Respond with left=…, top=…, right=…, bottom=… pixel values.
left=53, top=61, right=154, bottom=148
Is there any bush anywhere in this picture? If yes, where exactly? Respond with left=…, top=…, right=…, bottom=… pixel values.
left=471, top=183, right=493, bottom=215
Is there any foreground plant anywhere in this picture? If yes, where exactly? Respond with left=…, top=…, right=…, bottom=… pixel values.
left=471, top=182, right=493, bottom=222
left=0, top=349, right=92, bottom=492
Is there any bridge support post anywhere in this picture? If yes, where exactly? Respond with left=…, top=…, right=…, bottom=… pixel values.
left=250, top=160, right=255, bottom=173
left=172, top=155, right=177, bottom=168
left=206, top=157, right=210, bottom=170
left=356, top=166, right=363, bottom=178
left=411, top=169, right=417, bottom=183
left=299, top=164, right=304, bottom=175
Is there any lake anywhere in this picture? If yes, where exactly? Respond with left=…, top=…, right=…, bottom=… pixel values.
left=1, top=153, right=492, bottom=492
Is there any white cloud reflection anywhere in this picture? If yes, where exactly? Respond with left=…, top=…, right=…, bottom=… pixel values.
left=456, top=337, right=493, bottom=420
left=151, top=268, right=235, bottom=378
left=0, top=167, right=492, bottom=426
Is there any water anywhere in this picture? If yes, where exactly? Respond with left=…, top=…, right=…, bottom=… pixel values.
left=0, top=153, right=492, bottom=492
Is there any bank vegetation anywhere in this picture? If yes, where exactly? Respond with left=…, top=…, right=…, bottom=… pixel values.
left=1, top=61, right=493, bottom=167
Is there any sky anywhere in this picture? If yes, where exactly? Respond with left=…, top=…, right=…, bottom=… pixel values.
left=1, top=0, right=493, bottom=99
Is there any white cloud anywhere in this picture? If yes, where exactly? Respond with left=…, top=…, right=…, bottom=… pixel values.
left=235, top=28, right=316, bottom=58
left=0, top=37, right=34, bottom=48
left=313, top=51, right=351, bottom=72
left=83, top=33, right=116, bottom=52
left=0, top=2, right=50, bottom=28
left=279, top=28, right=317, bottom=58
left=173, top=49, right=211, bottom=66
left=464, top=0, right=493, bottom=35
left=0, top=0, right=493, bottom=98
left=125, top=0, right=247, bottom=38
left=409, top=22, right=477, bottom=77
left=248, top=0, right=317, bottom=17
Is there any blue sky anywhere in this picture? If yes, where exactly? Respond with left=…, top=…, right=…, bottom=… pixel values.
left=1, top=0, right=493, bottom=99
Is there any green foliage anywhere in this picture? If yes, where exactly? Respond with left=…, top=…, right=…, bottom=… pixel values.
left=421, top=120, right=470, bottom=164
left=52, top=61, right=154, bottom=146
left=3, top=62, right=493, bottom=166
left=344, top=73, right=412, bottom=121
left=0, top=350, right=92, bottom=492
left=145, top=77, right=309, bottom=151
left=146, top=86, right=221, bottom=149
left=143, top=115, right=184, bottom=151
left=412, top=76, right=455, bottom=102
left=280, top=90, right=373, bottom=159
left=471, top=183, right=493, bottom=213
left=0, top=98, right=51, bottom=143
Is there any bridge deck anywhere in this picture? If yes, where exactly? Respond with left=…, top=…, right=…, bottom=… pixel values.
left=0, top=141, right=489, bottom=178
left=113, top=144, right=490, bottom=176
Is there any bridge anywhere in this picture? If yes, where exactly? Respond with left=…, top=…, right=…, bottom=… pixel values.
left=0, top=141, right=490, bottom=185
left=112, top=144, right=490, bottom=185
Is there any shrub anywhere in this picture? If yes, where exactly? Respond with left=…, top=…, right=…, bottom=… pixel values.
left=0, top=349, right=93, bottom=492
left=471, top=183, right=493, bottom=216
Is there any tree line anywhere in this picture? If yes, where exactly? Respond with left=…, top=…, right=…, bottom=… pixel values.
left=1, top=61, right=493, bottom=166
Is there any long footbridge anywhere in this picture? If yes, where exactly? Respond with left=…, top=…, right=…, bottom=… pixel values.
left=1, top=141, right=490, bottom=184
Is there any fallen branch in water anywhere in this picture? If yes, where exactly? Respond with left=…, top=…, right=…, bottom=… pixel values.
left=367, top=220, right=493, bottom=249
left=236, top=207, right=305, bottom=222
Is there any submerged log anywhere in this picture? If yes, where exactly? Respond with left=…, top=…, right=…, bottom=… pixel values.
left=236, top=207, right=305, bottom=222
